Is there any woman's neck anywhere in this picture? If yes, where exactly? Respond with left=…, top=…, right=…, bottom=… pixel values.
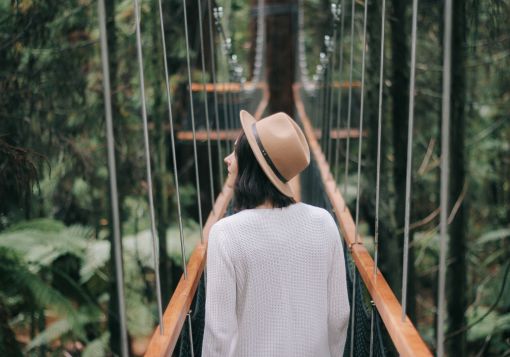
left=255, top=201, right=273, bottom=209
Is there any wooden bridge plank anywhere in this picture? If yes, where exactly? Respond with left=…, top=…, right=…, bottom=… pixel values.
left=176, top=128, right=365, bottom=142
left=189, top=81, right=359, bottom=92
left=190, top=81, right=264, bottom=92
left=294, top=83, right=433, bottom=357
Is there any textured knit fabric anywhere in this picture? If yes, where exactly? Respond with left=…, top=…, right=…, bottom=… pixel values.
left=202, top=202, right=350, bottom=357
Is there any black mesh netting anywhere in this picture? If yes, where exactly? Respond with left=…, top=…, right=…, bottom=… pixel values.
left=300, top=157, right=388, bottom=357
left=176, top=156, right=388, bottom=357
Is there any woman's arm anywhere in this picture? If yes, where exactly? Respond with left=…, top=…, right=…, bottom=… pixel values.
left=202, top=224, right=238, bottom=356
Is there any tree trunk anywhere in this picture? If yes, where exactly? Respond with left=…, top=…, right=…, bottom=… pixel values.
left=446, top=0, right=467, bottom=354
left=386, top=0, right=408, bottom=309
left=265, top=0, right=296, bottom=115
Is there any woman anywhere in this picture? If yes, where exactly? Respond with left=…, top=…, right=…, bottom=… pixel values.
left=202, top=111, right=350, bottom=357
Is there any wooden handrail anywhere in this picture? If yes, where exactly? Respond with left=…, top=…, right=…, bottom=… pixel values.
left=294, top=83, right=433, bottom=357
left=144, top=184, right=233, bottom=357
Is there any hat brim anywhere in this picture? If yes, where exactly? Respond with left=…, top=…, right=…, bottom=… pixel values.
left=240, top=110, right=295, bottom=198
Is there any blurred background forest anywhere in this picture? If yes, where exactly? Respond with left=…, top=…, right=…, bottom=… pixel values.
left=0, top=0, right=509, bottom=356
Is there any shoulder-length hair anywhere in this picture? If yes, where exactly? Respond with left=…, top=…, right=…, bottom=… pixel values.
left=233, top=132, right=295, bottom=212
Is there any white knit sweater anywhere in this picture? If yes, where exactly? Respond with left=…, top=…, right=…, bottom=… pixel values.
left=202, top=202, right=350, bottom=357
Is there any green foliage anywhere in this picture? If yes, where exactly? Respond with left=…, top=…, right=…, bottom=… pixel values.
left=0, top=215, right=201, bottom=352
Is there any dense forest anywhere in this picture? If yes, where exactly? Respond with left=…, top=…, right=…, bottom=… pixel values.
left=1, top=0, right=509, bottom=356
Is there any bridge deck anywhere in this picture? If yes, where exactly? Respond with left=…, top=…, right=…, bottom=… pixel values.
left=144, top=87, right=432, bottom=357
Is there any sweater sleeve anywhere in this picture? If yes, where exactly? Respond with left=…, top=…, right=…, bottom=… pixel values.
left=326, top=217, right=350, bottom=356
left=202, top=224, right=237, bottom=357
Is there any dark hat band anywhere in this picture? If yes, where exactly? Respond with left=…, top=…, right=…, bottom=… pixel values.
left=251, top=123, right=288, bottom=183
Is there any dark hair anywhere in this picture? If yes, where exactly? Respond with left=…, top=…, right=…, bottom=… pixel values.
left=233, top=132, right=295, bottom=212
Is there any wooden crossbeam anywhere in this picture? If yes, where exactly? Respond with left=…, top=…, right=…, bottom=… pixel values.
left=177, top=128, right=365, bottom=141
left=189, top=81, right=360, bottom=92
left=190, top=81, right=264, bottom=92
left=294, top=83, right=432, bottom=357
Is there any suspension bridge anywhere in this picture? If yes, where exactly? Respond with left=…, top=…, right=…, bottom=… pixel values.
left=93, top=0, right=455, bottom=355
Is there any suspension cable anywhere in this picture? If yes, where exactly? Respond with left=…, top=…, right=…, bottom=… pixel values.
left=401, top=0, right=419, bottom=321
left=97, top=0, right=129, bottom=352
left=350, top=1, right=368, bottom=354
left=353, top=0, right=368, bottom=246
left=437, top=0, right=452, bottom=354
left=181, top=0, right=203, bottom=348
left=207, top=0, right=224, bottom=185
left=133, top=0, right=164, bottom=333
left=183, top=0, right=205, bottom=245
left=252, top=0, right=265, bottom=85
left=187, top=312, right=196, bottom=357
left=343, top=0, right=356, bottom=210
left=370, top=0, right=386, bottom=354
left=333, top=0, right=346, bottom=190
left=327, top=4, right=341, bottom=164
left=322, top=37, right=331, bottom=155
left=319, top=51, right=328, bottom=149
left=215, top=8, right=232, bottom=154
left=197, top=0, right=216, bottom=212
left=157, top=0, right=187, bottom=285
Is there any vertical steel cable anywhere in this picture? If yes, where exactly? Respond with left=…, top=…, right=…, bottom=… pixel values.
left=350, top=1, right=368, bottom=354
left=97, top=0, right=129, bottom=352
left=227, top=74, right=236, bottom=144
left=333, top=0, right=346, bottom=189
left=214, top=8, right=234, bottom=154
left=343, top=0, right=356, bottom=209
left=321, top=43, right=328, bottom=154
left=187, top=313, right=196, bottom=357
left=181, top=0, right=201, bottom=348
left=312, top=74, right=319, bottom=127
left=182, top=0, right=205, bottom=244
left=369, top=0, right=386, bottom=354
left=318, top=52, right=327, bottom=147
left=314, top=69, right=321, bottom=127
left=297, top=0, right=307, bottom=85
left=401, top=0, right=419, bottom=321
left=223, top=42, right=232, bottom=154
left=437, top=0, right=452, bottom=355
left=348, top=266, right=358, bottom=357
left=197, top=0, right=216, bottom=211
left=157, top=0, right=188, bottom=280
left=323, top=35, right=334, bottom=157
left=327, top=4, right=340, bottom=164
left=353, top=0, right=368, bottom=244
left=207, top=0, right=224, bottom=185
left=223, top=79, right=232, bottom=154
left=133, top=0, right=164, bottom=333
left=252, top=0, right=265, bottom=85
left=320, top=49, right=329, bottom=153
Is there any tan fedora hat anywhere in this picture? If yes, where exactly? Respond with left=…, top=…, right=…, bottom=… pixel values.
left=240, top=110, right=310, bottom=198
